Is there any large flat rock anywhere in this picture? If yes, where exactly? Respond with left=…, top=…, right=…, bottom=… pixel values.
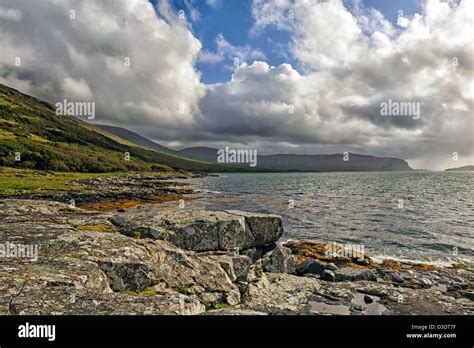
left=110, top=209, right=283, bottom=252
left=2, top=199, right=472, bottom=316
left=0, top=200, right=242, bottom=314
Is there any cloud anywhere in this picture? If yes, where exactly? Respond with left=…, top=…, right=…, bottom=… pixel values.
left=203, top=0, right=471, bottom=170
left=206, top=0, right=221, bottom=8
left=0, top=6, right=22, bottom=21
left=183, top=0, right=201, bottom=22
left=0, top=0, right=472, bottom=170
left=199, top=33, right=266, bottom=66
left=0, top=0, right=205, bottom=130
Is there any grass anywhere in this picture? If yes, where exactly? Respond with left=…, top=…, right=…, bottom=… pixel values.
left=0, top=83, right=225, bottom=173
left=125, top=288, right=157, bottom=296
left=0, top=167, right=183, bottom=197
left=214, top=301, right=231, bottom=310
left=172, top=286, right=191, bottom=295
left=0, top=167, right=121, bottom=195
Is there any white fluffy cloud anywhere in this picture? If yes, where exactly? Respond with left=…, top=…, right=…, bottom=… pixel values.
left=0, top=0, right=472, bottom=170
left=0, top=0, right=205, bottom=129
left=199, top=33, right=266, bottom=65
left=198, top=0, right=472, bottom=170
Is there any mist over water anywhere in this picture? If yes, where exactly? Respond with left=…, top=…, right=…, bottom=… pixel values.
left=188, top=172, right=474, bottom=264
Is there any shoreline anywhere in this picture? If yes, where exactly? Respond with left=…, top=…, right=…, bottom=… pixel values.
left=2, top=169, right=471, bottom=263
left=0, top=198, right=472, bottom=315
left=3, top=170, right=471, bottom=267
left=0, top=171, right=472, bottom=315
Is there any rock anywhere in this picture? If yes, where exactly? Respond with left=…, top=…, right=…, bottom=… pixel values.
left=462, top=292, right=474, bottom=301
left=1, top=199, right=473, bottom=316
left=308, top=301, right=351, bottom=315
left=231, top=256, right=253, bottom=281
left=431, top=283, right=448, bottom=292
left=296, top=260, right=326, bottom=276
left=109, top=216, right=169, bottom=240
left=4, top=286, right=206, bottom=315
left=418, top=277, right=433, bottom=287
left=401, top=271, right=415, bottom=281
left=333, top=268, right=377, bottom=282
left=240, top=247, right=263, bottom=262
left=98, top=261, right=152, bottom=292
left=112, top=210, right=283, bottom=252
left=321, top=270, right=336, bottom=282
left=284, top=240, right=378, bottom=269
left=363, top=295, right=374, bottom=304
left=320, top=280, right=473, bottom=315
left=241, top=273, right=322, bottom=314
left=246, top=261, right=264, bottom=283
left=205, top=308, right=267, bottom=315
left=227, top=210, right=283, bottom=247
left=0, top=200, right=241, bottom=312
left=203, top=254, right=252, bottom=282
left=260, top=245, right=296, bottom=274
left=387, top=272, right=404, bottom=283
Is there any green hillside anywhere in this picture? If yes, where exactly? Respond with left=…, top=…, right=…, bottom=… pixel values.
left=0, top=84, right=221, bottom=173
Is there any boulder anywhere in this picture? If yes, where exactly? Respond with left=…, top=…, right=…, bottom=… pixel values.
left=260, top=245, right=296, bottom=274
left=2, top=199, right=472, bottom=316
left=321, top=270, right=336, bottom=282
left=241, top=273, right=322, bottom=314
left=240, top=247, right=263, bottom=262
left=0, top=200, right=241, bottom=312
left=295, top=260, right=326, bottom=276
left=203, top=254, right=252, bottom=282
left=5, top=286, right=206, bottom=315
left=333, top=268, right=377, bottom=282
left=111, top=209, right=283, bottom=252
left=363, top=295, right=374, bottom=304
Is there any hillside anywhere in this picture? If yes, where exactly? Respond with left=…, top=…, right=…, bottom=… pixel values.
left=95, top=124, right=179, bottom=155
left=445, top=165, right=474, bottom=172
left=0, top=84, right=220, bottom=173
left=0, top=83, right=413, bottom=174
left=179, top=147, right=220, bottom=162
left=178, top=147, right=413, bottom=171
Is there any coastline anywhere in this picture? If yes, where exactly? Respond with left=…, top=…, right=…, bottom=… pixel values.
left=0, top=172, right=472, bottom=315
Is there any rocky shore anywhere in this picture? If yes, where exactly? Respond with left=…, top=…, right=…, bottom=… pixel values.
left=0, top=173, right=197, bottom=211
left=0, top=193, right=472, bottom=315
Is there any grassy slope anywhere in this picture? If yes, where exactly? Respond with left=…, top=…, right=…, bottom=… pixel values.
left=0, top=167, right=112, bottom=195
left=0, top=84, right=223, bottom=173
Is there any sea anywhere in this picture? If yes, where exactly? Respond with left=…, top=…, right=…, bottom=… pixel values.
left=181, top=171, right=474, bottom=265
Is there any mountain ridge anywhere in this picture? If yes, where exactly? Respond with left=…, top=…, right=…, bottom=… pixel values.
left=94, top=124, right=179, bottom=156
left=445, top=165, right=474, bottom=172
left=0, top=83, right=220, bottom=173
left=0, top=82, right=413, bottom=173
left=178, top=147, right=413, bottom=172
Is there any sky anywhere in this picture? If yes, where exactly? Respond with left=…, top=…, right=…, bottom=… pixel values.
left=0, top=0, right=472, bottom=170
left=165, top=0, right=423, bottom=84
